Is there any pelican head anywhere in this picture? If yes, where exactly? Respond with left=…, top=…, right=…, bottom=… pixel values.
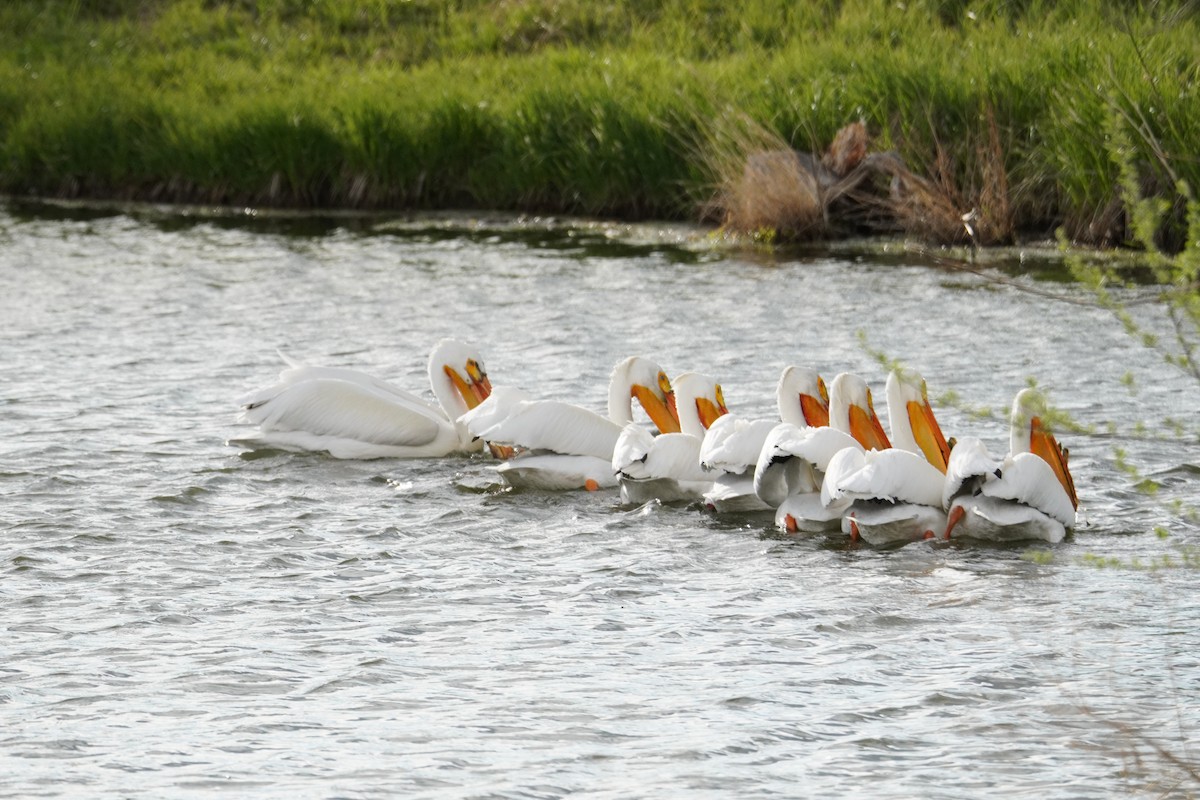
left=672, top=372, right=729, bottom=437
left=1011, top=388, right=1077, bottom=510
left=428, top=338, right=492, bottom=416
left=885, top=368, right=951, bottom=472
left=777, top=366, right=829, bottom=428
left=607, top=356, right=681, bottom=434
left=828, top=373, right=890, bottom=451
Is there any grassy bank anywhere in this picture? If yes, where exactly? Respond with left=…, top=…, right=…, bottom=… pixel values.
left=1, top=0, right=1198, bottom=246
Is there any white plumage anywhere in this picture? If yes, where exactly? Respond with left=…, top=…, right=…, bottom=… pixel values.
left=613, top=371, right=728, bottom=504
left=755, top=422, right=860, bottom=532
left=817, top=369, right=952, bottom=545
left=466, top=398, right=624, bottom=461
left=756, top=371, right=884, bottom=533
left=942, top=388, right=1078, bottom=543
left=612, top=426, right=713, bottom=504
left=699, top=415, right=777, bottom=512
left=232, top=339, right=491, bottom=459
left=699, top=366, right=830, bottom=513
left=461, top=356, right=680, bottom=491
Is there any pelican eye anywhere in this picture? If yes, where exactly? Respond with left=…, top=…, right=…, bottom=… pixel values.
left=465, top=359, right=485, bottom=382
left=818, top=377, right=829, bottom=407
left=657, top=372, right=673, bottom=395
left=715, top=385, right=726, bottom=408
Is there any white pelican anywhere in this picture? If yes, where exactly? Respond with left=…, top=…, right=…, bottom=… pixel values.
left=613, top=372, right=729, bottom=505
left=821, top=369, right=953, bottom=546
left=462, top=356, right=680, bottom=491
left=941, top=388, right=1078, bottom=543
left=755, top=370, right=877, bottom=533
left=232, top=339, right=493, bottom=459
left=777, top=365, right=831, bottom=429
left=698, top=415, right=778, bottom=512
left=700, top=366, right=829, bottom=513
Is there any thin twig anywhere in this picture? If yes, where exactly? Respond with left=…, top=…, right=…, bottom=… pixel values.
left=913, top=246, right=1200, bottom=308
left=910, top=247, right=1108, bottom=307
left=1168, top=303, right=1200, bottom=382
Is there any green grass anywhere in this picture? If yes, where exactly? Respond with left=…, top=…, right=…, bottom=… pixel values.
left=1, top=0, right=1198, bottom=243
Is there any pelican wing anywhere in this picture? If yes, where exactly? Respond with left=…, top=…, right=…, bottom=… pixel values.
left=699, top=415, right=776, bottom=473
left=239, top=362, right=430, bottom=410
left=240, top=377, right=445, bottom=447
left=821, top=447, right=867, bottom=507
left=612, top=424, right=655, bottom=474
left=756, top=424, right=861, bottom=506
left=983, top=452, right=1077, bottom=528
left=468, top=399, right=621, bottom=459
left=615, top=426, right=708, bottom=482
left=770, top=425, right=861, bottom=472
left=942, top=436, right=1003, bottom=509
left=459, top=386, right=533, bottom=433
left=640, top=433, right=708, bottom=482
left=822, top=447, right=944, bottom=508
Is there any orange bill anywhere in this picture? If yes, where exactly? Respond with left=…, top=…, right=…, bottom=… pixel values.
left=848, top=396, right=891, bottom=451
left=906, top=399, right=951, bottom=473
left=487, top=442, right=517, bottom=460
left=1030, top=417, right=1078, bottom=510
left=943, top=504, right=967, bottom=540
left=445, top=364, right=487, bottom=409
left=465, top=359, right=493, bottom=401
left=633, top=383, right=681, bottom=434
left=694, top=395, right=729, bottom=430
left=799, top=391, right=830, bottom=428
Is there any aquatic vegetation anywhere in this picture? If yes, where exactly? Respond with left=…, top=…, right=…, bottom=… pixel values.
left=0, top=1, right=1198, bottom=246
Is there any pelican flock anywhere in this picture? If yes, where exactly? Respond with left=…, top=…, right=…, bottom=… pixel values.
left=233, top=341, right=1080, bottom=546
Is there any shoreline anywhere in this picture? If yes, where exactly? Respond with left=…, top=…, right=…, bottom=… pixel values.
left=4, top=193, right=1101, bottom=272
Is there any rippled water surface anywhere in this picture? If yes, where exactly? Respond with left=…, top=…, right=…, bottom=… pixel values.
left=2, top=202, right=1198, bottom=798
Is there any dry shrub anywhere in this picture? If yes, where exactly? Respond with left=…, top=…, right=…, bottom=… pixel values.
left=822, top=120, right=868, bottom=177
left=976, top=106, right=1014, bottom=244
left=701, top=108, right=1017, bottom=246
left=885, top=140, right=974, bottom=245
left=732, top=149, right=825, bottom=236
left=701, top=110, right=973, bottom=243
left=885, top=105, right=1016, bottom=246
left=698, top=110, right=827, bottom=239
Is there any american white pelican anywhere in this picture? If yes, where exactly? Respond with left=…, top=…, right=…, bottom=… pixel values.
left=698, top=415, right=778, bottom=512
left=232, top=339, right=493, bottom=459
left=613, top=372, right=728, bottom=504
left=700, top=366, right=829, bottom=513
left=755, top=370, right=876, bottom=533
left=462, top=356, right=680, bottom=491
left=821, top=369, right=953, bottom=546
left=941, top=388, right=1078, bottom=543
left=777, top=365, right=831, bottom=429
left=827, top=371, right=891, bottom=452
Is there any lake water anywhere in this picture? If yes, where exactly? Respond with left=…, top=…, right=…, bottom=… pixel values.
left=2, top=200, right=1197, bottom=798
